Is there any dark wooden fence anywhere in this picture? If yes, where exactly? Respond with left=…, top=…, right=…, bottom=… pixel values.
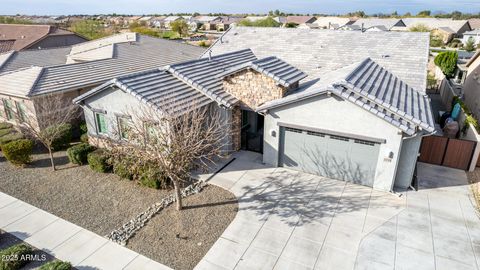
left=419, top=136, right=476, bottom=170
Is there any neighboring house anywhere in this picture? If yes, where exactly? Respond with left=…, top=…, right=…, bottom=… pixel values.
left=462, top=51, right=480, bottom=119
left=75, top=26, right=433, bottom=193
left=403, top=18, right=471, bottom=36
left=0, top=32, right=204, bottom=129
left=194, top=16, right=221, bottom=30
left=286, top=16, right=317, bottom=25
left=313, top=16, right=356, bottom=29
left=463, top=29, right=480, bottom=46
left=214, top=17, right=244, bottom=31
left=350, top=18, right=406, bottom=31
left=469, top=19, right=480, bottom=30
left=0, top=24, right=87, bottom=53
left=150, top=16, right=166, bottom=28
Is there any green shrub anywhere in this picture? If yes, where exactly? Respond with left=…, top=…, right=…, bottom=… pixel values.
left=434, top=51, right=458, bottom=78
left=0, top=133, right=25, bottom=146
left=79, top=122, right=88, bottom=134
left=0, top=122, right=13, bottom=130
left=2, top=139, right=34, bottom=165
left=0, top=244, right=34, bottom=270
left=87, top=149, right=111, bottom=173
left=39, top=260, right=72, bottom=270
left=42, top=124, right=72, bottom=150
left=67, top=143, right=95, bottom=165
left=80, top=133, right=89, bottom=143
left=0, top=128, right=13, bottom=137
left=112, top=158, right=135, bottom=180
left=138, top=165, right=171, bottom=189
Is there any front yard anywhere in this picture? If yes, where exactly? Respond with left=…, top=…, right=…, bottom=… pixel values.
left=0, top=148, right=238, bottom=270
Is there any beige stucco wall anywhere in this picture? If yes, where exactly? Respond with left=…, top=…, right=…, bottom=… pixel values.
left=263, top=94, right=404, bottom=191
left=464, top=57, right=480, bottom=119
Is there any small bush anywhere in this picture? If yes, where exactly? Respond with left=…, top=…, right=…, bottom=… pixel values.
left=43, top=124, right=72, bottom=150
left=88, top=149, right=111, bottom=173
left=0, top=128, right=13, bottom=137
left=79, top=122, right=88, bottom=134
left=138, top=165, right=171, bottom=189
left=434, top=51, right=458, bottom=78
left=2, top=139, right=34, bottom=165
left=0, top=133, right=25, bottom=146
left=112, top=158, right=135, bottom=180
left=67, top=143, right=95, bottom=165
left=80, top=133, right=89, bottom=143
left=0, top=244, right=34, bottom=270
left=39, top=260, right=72, bottom=270
left=0, top=122, right=13, bottom=130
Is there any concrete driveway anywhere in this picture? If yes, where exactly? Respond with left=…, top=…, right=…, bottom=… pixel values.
left=195, top=151, right=480, bottom=270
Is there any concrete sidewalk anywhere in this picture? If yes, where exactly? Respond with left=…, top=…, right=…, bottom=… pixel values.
left=0, top=192, right=171, bottom=270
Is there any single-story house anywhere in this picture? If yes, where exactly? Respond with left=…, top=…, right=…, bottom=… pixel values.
left=313, top=16, right=356, bottom=29
left=0, top=24, right=87, bottom=53
left=463, top=29, right=480, bottom=46
left=286, top=16, right=317, bottom=25
left=0, top=33, right=204, bottom=129
left=193, top=16, right=222, bottom=30
left=74, top=26, right=434, bottom=192
left=403, top=18, right=471, bottom=36
left=350, top=18, right=407, bottom=31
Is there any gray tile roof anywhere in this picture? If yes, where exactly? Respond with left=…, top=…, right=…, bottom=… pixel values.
left=402, top=18, right=470, bottom=34
left=351, top=18, right=405, bottom=30
left=0, top=47, right=71, bottom=73
left=334, top=58, right=435, bottom=135
left=74, top=68, right=213, bottom=115
left=166, top=49, right=257, bottom=107
left=29, top=35, right=205, bottom=96
left=0, top=66, right=44, bottom=97
left=222, top=56, right=307, bottom=87
left=257, top=58, right=434, bottom=135
left=206, top=26, right=430, bottom=93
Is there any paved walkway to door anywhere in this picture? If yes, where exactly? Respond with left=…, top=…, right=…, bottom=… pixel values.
left=0, top=192, right=171, bottom=270
left=195, top=151, right=480, bottom=270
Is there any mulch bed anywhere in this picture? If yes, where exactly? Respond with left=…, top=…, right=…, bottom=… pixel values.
left=0, top=147, right=238, bottom=269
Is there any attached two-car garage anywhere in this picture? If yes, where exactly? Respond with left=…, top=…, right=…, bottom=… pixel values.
left=278, top=125, right=381, bottom=187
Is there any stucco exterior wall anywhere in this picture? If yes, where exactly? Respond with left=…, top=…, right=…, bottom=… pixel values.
left=394, top=133, right=423, bottom=189
left=263, top=94, right=404, bottom=191
left=464, top=57, right=480, bottom=119
left=0, top=94, right=37, bottom=127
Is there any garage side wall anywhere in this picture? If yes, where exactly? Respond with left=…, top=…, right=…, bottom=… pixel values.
left=263, top=94, right=403, bottom=191
left=394, top=133, right=422, bottom=189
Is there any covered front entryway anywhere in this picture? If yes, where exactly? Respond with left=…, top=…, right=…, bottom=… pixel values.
left=279, top=126, right=381, bottom=186
left=241, top=110, right=264, bottom=153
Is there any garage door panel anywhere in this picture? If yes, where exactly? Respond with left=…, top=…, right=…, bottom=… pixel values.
left=280, top=127, right=380, bottom=187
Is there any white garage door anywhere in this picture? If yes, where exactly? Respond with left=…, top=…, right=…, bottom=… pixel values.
left=279, top=127, right=381, bottom=186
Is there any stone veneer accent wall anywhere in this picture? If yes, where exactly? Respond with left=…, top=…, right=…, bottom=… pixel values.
left=231, top=106, right=242, bottom=151
left=222, top=69, right=290, bottom=110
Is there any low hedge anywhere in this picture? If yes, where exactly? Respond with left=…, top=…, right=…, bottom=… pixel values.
left=138, top=165, right=171, bottom=189
left=112, top=158, right=135, bottom=180
left=87, top=149, right=111, bottom=173
left=0, top=122, right=13, bottom=130
left=0, top=244, right=34, bottom=270
left=80, top=133, right=89, bottom=143
left=43, top=124, right=72, bottom=151
left=2, top=139, right=34, bottom=165
left=0, top=133, right=25, bottom=146
left=67, top=143, right=95, bottom=165
left=0, top=128, right=13, bottom=137
left=39, top=260, right=72, bottom=270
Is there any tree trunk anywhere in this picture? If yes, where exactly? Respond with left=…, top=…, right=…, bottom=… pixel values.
left=173, top=181, right=183, bottom=211
left=48, top=147, right=56, bottom=171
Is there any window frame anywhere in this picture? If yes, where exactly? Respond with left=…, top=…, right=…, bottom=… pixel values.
left=3, top=99, right=14, bottom=121
left=15, top=101, right=27, bottom=123
left=94, top=112, right=108, bottom=135
left=117, top=115, right=131, bottom=140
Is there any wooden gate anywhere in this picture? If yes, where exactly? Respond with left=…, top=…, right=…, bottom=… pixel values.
left=419, top=136, right=476, bottom=170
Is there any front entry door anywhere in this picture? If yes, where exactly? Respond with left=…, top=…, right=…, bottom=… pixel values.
left=241, top=110, right=264, bottom=153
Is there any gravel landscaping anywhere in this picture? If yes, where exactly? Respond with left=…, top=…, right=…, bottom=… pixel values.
left=0, top=147, right=238, bottom=269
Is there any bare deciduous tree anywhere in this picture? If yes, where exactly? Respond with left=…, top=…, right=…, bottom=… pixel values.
left=19, top=94, right=79, bottom=171
left=107, top=103, right=231, bottom=210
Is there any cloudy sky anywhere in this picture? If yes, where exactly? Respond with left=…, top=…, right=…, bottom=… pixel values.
left=3, top=0, right=480, bottom=15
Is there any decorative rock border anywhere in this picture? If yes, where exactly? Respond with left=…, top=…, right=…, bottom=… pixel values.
left=106, top=180, right=208, bottom=245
